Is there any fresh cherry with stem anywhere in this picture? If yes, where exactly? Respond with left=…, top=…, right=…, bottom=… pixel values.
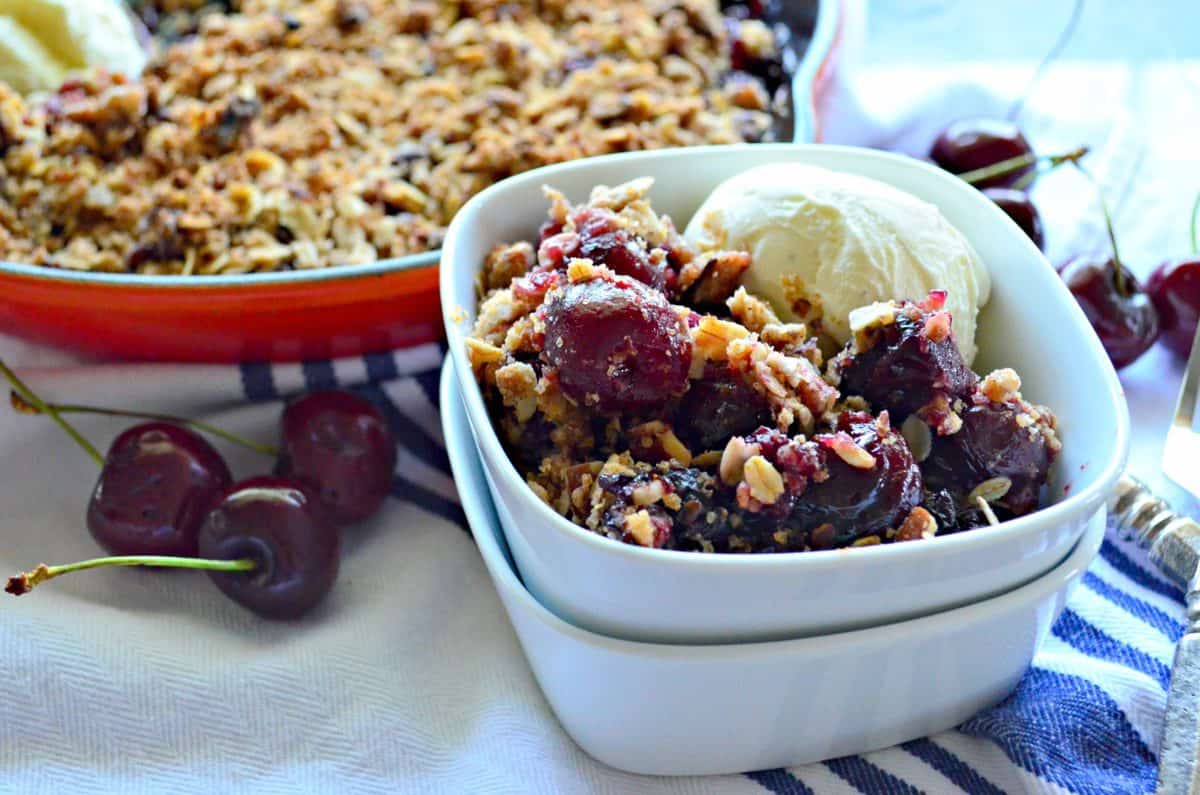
left=198, top=476, right=340, bottom=619
left=8, top=476, right=340, bottom=620
left=1058, top=163, right=1160, bottom=369
left=1147, top=193, right=1200, bottom=358
left=275, top=391, right=398, bottom=526
left=10, top=385, right=398, bottom=526
left=931, top=119, right=1036, bottom=189
left=8, top=390, right=277, bottom=456
left=0, top=360, right=233, bottom=557
left=956, top=146, right=1089, bottom=250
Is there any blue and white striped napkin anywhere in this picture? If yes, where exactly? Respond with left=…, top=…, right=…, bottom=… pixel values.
left=0, top=342, right=1178, bottom=793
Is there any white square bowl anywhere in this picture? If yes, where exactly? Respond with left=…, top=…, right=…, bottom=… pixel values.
left=441, top=358, right=1104, bottom=775
left=441, top=144, right=1129, bottom=644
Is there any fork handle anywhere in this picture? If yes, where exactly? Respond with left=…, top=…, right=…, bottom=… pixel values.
left=1110, top=475, right=1200, bottom=794
left=1158, top=569, right=1200, bottom=795
left=1110, top=475, right=1200, bottom=587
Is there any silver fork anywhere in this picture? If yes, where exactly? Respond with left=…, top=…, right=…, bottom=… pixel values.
left=1110, top=322, right=1200, bottom=795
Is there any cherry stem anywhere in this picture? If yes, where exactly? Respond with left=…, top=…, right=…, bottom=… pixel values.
left=1190, top=191, right=1199, bottom=254
left=8, top=391, right=278, bottom=457
left=1070, top=161, right=1128, bottom=296
left=0, top=359, right=104, bottom=467
left=6, top=555, right=257, bottom=596
left=958, top=145, right=1090, bottom=189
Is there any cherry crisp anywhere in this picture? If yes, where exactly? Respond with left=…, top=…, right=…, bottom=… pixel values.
left=467, top=179, right=1061, bottom=553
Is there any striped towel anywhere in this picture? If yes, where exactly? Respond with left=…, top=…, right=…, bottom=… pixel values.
left=0, top=343, right=1178, bottom=793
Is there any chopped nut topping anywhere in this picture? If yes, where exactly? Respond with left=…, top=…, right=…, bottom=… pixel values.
left=727, top=286, right=781, bottom=332
left=981, top=368, right=1023, bottom=403
left=692, top=316, right=751, bottom=362
left=625, top=510, right=657, bottom=547
left=566, top=259, right=600, bottom=283
left=923, top=311, right=953, bottom=343
left=742, top=455, right=785, bottom=505
left=895, top=507, right=938, bottom=542
left=632, top=480, right=667, bottom=507
left=848, top=301, right=898, bottom=334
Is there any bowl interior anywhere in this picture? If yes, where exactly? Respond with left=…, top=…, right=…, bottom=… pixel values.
left=442, top=144, right=1128, bottom=558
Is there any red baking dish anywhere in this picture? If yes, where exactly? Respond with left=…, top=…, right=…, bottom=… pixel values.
left=0, top=0, right=841, bottom=362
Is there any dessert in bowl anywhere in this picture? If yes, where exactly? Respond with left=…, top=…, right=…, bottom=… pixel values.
left=442, top=144, right=1128, bottom=644
left=442, top=355, right=1106, bottom=775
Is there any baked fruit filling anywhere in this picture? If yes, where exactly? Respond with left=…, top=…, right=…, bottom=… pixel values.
left=468, top=179, right=1061, bottom=553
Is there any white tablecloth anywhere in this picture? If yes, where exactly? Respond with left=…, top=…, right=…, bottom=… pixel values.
left=2, top=1, right=1199, bottom=791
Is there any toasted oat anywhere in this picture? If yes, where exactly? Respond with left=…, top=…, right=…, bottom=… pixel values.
left=494, top=362, right=539, bottom=422
left=742, top=455, right=784, bottom=505
left=719, top=436, right=760, bottom=485
left=827, top=433, right=876, bottom=470
left=900, top=414, right=932, bottom=462
left=968, top=476, right=1013, bottom=505
left=465, top=337, right=506, bottom=368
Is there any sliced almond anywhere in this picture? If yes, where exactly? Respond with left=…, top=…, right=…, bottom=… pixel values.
left=828, top=433, right=876, bottom=470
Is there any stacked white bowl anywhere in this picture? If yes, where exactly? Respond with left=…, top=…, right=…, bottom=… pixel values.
left=439, top=145, right=1129, bottom=775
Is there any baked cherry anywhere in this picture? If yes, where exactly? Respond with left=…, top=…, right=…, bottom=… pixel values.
left=198, top=476, right=340, bottom=620
left=798, top=412, right=924, bottom=548
left=931, top=119, right=1034, bottom=189
left=276, top=391, right=397, bottom=525
left=674, top=365, right=771, bottom=452
left=539, top=207, right=676, bottom=293
left=540, top=275, right=692, bottom=413
left=1059, top=255, right=1159, bottom=369
left=921, top=396, right=1056, bottom=517
left=982, top=188, right=1044, bottom=250
left=1148, top=258, right=1200, bottom=358
left=832, top=295, right=977, bottom=418
left=88, top=422, right=233, bottom=557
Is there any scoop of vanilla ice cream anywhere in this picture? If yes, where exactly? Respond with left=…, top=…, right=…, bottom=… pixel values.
left=683, top=163, right=992, bottom=364
left=0, top=0, right=146, bottom=95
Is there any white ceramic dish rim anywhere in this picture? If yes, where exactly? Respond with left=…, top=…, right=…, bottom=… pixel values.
left=441, top=355, right=1105, bottom=653
left=0, top=1, right=840, bottom=290
left=441, top=142, right=1131, bottom=574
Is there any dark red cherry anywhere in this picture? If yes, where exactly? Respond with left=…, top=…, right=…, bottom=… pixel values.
left=87, top=422, right=232, bottom=557
left=833, top=297, right=977, bottom=418
left=540, top=275, right=692, bottom=413
left=931, top=119, right=1034, bottom=189
left=1059, top=255, right=1160, bottom=369
left=276, top=391, right=397, bottom=526
left=921, top=398, right=1054, bottom=517
left=1147, top=258, right=1200, bottom=358
left=798, top=412, right=924, bottom=548
left=674, top=365, right=771, bottom=452
left=197, top=476, right=340, bottom=620
left=982, top=188, right=1044, bottom=250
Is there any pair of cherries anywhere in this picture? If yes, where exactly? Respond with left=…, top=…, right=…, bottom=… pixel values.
left=4, top=364, right=397, bottom=621
left=932, top=118, right=1200, bottom=367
